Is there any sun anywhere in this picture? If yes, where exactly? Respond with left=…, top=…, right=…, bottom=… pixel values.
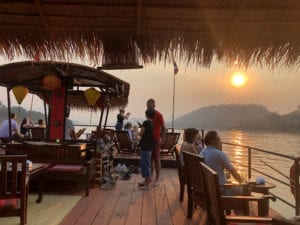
left=230, top=72, right=248, bottom=88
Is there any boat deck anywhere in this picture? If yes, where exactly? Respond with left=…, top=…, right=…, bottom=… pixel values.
left=60, top=168, right=206, bottom=225
left=1, top=168, right=280, bottom=225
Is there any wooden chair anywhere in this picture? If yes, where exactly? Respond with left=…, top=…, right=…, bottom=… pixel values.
left=182, top=151, right=205, bottom=219
left=174, top=146, right=186, bottom=201
left=199, top=162, right=282, bottom=225
left=115, top=130, right=139, bottom=154
left=0, top=155, right=29, bottom=225
left=30, top=127, right=46, bottom=140
left=46, top=145, right=96, bottom=196
left=160, top=132, right=180, bottom=158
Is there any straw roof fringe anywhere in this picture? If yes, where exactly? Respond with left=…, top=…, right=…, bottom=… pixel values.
left=0, top=1, right=299, bottom=68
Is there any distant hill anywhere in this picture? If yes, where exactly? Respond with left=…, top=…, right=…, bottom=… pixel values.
left=172, top=104, right=300, bottom=131
left=0, top=102, right=44, bottom=123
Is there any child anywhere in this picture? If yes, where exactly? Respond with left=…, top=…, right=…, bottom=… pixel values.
left=195, top=133, right=204, bottom=154
left=138, top=108, right=156, bottom=190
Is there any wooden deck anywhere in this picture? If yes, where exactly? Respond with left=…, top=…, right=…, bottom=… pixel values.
left=0, top=168, right=281, bottom=225
left=60, top=168, right=207, bottom=225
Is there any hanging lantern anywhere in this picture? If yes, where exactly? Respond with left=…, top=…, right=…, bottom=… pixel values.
left=84, top=88, right=101, bottom=106
left=42, top=74, right=62, bottom=90
left=12, top=85, right=29, bottom=104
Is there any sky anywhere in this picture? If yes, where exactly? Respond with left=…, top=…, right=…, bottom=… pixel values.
left=0, top=56, right=299, bottom=125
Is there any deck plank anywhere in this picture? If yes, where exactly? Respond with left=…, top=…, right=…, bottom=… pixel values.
left=160, top=169, right=190, bottom=225
left=141, top=182, right=157, bottom=225
left=155, top=178, right=173, bottom=225
left=75, top=185, right=112, bottom=225
left=59, top=188, right=99, bottom=225
left=124, top=174, right=144, bottom=225
left=91, top=176, right=127, bottom=225
left=108, top=173, right=138, bottom=225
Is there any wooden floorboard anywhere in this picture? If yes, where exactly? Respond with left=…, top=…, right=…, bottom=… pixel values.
left=64, top=168, right=282, bottom=225
left=124, top=174, right=143, bottom=225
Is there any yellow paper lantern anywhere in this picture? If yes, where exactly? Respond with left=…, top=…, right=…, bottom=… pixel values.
left=42, top=74, right=62, bottom=90
left=84, top=88, right=101, bottom=106
left=12, top=85, right=29, bottom=104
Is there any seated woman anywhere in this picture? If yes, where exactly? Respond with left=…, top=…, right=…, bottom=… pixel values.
left=20, top=117, right=35, bottom=137
left=20, top=117, right=30, bottom=136
left=179, top=128, right=199, bottom=164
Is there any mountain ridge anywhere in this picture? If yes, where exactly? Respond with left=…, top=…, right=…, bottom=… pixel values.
left=170, top=104, right=300, bottom=131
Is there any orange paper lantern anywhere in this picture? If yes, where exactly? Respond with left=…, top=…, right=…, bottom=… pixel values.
left=42, top=74, right=62, bottom=90
left=12, top=85, right=29, bottom=104
left=84, top=88, right=101, bottom=106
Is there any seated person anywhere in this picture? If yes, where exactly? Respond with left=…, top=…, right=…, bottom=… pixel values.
left=37, top=119, right=46, bottom=128
left=0, top=113, right=24, bottom=139
left=132, top=125, right=140, bottom=141
left=123, top=122, right=133, bottom=140
left=20, top=117, right=33, bottom=136
left=290, top=161, right=300, bottom=200
left=65, top=110, right=75, bottom=140
left=179, top=128, right=199, bottom=164
left=195, top=133, right=204, bottom=154
left=200, top=130, right=243, bottom=196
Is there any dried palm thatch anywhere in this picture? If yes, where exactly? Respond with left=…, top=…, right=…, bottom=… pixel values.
left=0, top=61, right=130, bottom=110
left=0, top=0, right=299, bottom=68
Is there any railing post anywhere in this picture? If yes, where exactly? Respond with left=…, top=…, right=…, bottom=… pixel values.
left=248, top=147, right=251, bottom=179
left=295, top=158, right=300, bottom=216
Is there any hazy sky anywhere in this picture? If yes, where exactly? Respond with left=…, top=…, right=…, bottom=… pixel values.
left=0, top=56, right=299, bottom=125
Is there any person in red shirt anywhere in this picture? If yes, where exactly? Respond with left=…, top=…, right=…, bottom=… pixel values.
left=147, top=98, right=166, bottom=186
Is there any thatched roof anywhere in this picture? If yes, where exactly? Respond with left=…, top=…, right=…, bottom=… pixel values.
left=0, top=1, right=299, bottom=68
left=0, top=61, right=130, bottom=109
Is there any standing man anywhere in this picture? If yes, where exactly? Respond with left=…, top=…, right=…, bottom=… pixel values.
left=147, top=98, right=166, bottom=186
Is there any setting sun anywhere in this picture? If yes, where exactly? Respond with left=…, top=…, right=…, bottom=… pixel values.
left=230, top=72, right=248, bottom=88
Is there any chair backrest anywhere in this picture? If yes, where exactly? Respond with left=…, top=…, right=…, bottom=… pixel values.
left=115, top=130, right=132, bottom=150
left=175, top=147, right=184, bottom=172
left=161, top=132, right=180, bottom=149
left=30, top=127, right=46, bottom=140
left=182, top=151, right=205, bottom=200
left=175, top=147, right=186, bottom=183
left=70, top=129, right=77, bottom=140
left=0, top=155, right=27, bottom=201
left=200, top=162, right=226, bottom=225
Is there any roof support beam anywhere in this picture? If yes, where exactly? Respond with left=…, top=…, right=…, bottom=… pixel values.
left=228, top=0, right=247, bottom=33
left=34, top=0, right=50, bottom=30
left=136, top=0, right=142, bottom=37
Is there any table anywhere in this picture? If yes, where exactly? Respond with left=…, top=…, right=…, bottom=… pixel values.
left=6, top=141, right=87, bottom=150
left=29, top=163, right=51, bottom=203
left=0, top=162, right=49, bottom=203
left=248, top=181, right=276, bottom=216
left=6, top=141, right=87, bottom=158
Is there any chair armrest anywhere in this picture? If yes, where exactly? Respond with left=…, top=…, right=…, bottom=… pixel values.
left=222, top=194, right=276, bottom=202
left=222, top=182, right=249, bottom=188
left=226, top=215, right=272, bottom=224
left=25, top=174, right=30, bottom=186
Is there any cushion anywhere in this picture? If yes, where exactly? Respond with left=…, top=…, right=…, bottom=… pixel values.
left=0, top=198, right=18, bottom=210
left=47, top=164, right=84, bottom=173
